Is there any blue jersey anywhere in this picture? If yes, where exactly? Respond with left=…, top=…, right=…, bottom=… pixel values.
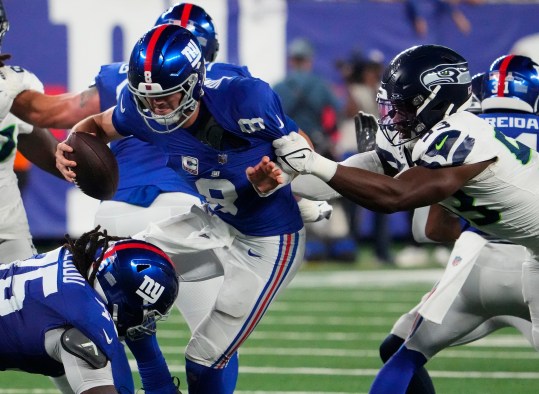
left=0, top=248, right=132, bottom=389
left=480, top=112, right=539, bottom=150
left=94, top=62, right=253, bottom=207
left=206, top=62, right=252, bottom=79
left=95, top=62, right=199, bottom=207
left=112, top=76, right=304, bottom=236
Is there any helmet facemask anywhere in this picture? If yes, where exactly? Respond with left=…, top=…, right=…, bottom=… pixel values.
left=377, top=96, right=426, bottom=147
left=123, top=306, right=170, bottom=341
left=130, top=72, right=202, bottom=134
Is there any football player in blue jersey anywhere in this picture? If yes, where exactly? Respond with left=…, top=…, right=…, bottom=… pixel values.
left=249, top=45, right=539, bottom=393
left=11, top=5, right=248, bottom=342
left=55, top=24, right=308, bottom=394
left=0, top=226, right=180, bottom=394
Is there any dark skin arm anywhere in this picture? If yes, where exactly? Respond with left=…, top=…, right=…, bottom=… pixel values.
left=326, top=159, right=494, bottom=213
left=424, top=204, right=463, bottom=242
left=82, top=386, right=117, bottom=394
left=11, top=87, right=100, bottom=129
left=17, top=126, right=64, bottom=179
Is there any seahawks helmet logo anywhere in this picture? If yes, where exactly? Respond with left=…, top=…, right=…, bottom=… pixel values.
left=420, top=62, right=471, bottom=91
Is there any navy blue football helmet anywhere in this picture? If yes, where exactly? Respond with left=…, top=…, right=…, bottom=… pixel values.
left=128, top=24, right=205, bottom=133
left=95, top=239, right=179, bottom=340
left=377, top=45, right=472, bottom=146
left=481, top=55, right=539, bottom=114
left=467, top=72, right=485, bottom=114
left=155, top=3, right=219, bottom=63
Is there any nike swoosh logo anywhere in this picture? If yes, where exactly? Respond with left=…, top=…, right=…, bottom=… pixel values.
left=275, top=115, right=285, bottom=129
left=119, top=96, right=126, bottom=113
left=103, top=329, right=113, bottom=345
left=248, top=249, right=261, bottom=258
left=435, top=135, right=449, bottom=150
left=289, top=154, right=306, bottom=159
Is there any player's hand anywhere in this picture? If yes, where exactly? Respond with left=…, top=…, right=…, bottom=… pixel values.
left=297, top=198, right=333, bottom=223
left=273, top=132, right=338, bottom=182
left=354, top=111, right=378, bottom=153
left=246, top=156, right=284, bottom=195
left=55, top=140, right=77, bottom=182
left=273, top=131, right=317, bottom=174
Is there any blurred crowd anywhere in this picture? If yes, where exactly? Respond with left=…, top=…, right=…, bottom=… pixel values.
left=272, top=37, right=452, bottom=266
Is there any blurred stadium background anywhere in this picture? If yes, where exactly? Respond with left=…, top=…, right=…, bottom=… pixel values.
left=2, top=0, right=539, bottom=391
left=5, top=0, right=539, bottom=246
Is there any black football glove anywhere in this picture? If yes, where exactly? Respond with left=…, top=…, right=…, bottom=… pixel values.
left=354, top=111, right=378, bottom=153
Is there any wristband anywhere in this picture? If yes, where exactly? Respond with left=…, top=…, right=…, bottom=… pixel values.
left=311, top=153, right=338, bottom=182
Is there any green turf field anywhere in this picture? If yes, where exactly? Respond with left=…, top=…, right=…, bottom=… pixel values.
left=0, top=264, right=537, bottom=393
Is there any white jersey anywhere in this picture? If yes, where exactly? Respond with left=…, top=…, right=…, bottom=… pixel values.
left=375, top=128, right=410, bottom=174
left=410, top=111, right=539, bottom=255
left=0, top=113, right=33, bottom=240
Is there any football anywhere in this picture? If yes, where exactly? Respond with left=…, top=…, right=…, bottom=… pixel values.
left=64, top=132, right=119, bottom=200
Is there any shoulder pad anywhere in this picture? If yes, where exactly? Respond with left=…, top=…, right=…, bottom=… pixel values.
left=61, top=327, right=108, bottom=369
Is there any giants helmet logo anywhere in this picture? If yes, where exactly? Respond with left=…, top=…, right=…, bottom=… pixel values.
left=136, top=275, right=165, bottom=303
left=420, top=62, right=471, bottom=91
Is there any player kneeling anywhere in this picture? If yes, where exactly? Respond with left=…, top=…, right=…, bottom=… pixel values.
left=0, top=226, right=180, bottom=394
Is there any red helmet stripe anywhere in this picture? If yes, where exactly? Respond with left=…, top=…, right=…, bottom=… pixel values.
left=104, top=241, right=174, bottom=267
left=180, top=3, right=193, bottom=28
left=497, top=55, right=514, bottom=97
left=144, top=24, right=169, bottom=76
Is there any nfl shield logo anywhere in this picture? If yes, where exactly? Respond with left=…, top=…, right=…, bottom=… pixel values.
left=218, top=153, right=228, bottom=164
left=451, top=256, right=462, bottom=267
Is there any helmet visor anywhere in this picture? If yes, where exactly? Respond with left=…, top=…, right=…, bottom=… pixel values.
left=377, top=98, right=417, bottom=146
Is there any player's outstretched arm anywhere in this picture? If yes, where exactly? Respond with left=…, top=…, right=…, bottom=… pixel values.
left=329, top=162, right=492, bottom=213
left=272, top=131, right=495, bottom=213
left=12, top=87, right=100, bottom=129
left=18, top=126, right=63, bottom=179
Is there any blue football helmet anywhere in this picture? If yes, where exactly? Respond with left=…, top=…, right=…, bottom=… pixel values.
left=481, top=55, right=539, bottom=114
left=467, top=72, right=485, bottom=114
left=95, top=239, right=179, bottom=340
left=155, top=2, right=219, bottom=63
left=128, top=24, right=205, bottom=133
left=377, top=45, right=472, bottom=147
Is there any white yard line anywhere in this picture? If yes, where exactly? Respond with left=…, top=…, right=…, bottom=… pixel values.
left=290, top=269, right=444, bottom=288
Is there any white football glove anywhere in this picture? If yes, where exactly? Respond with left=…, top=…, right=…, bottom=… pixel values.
left=297, top=198, right=333, bottom=223
left=273, top=131, right=338, bottom=182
